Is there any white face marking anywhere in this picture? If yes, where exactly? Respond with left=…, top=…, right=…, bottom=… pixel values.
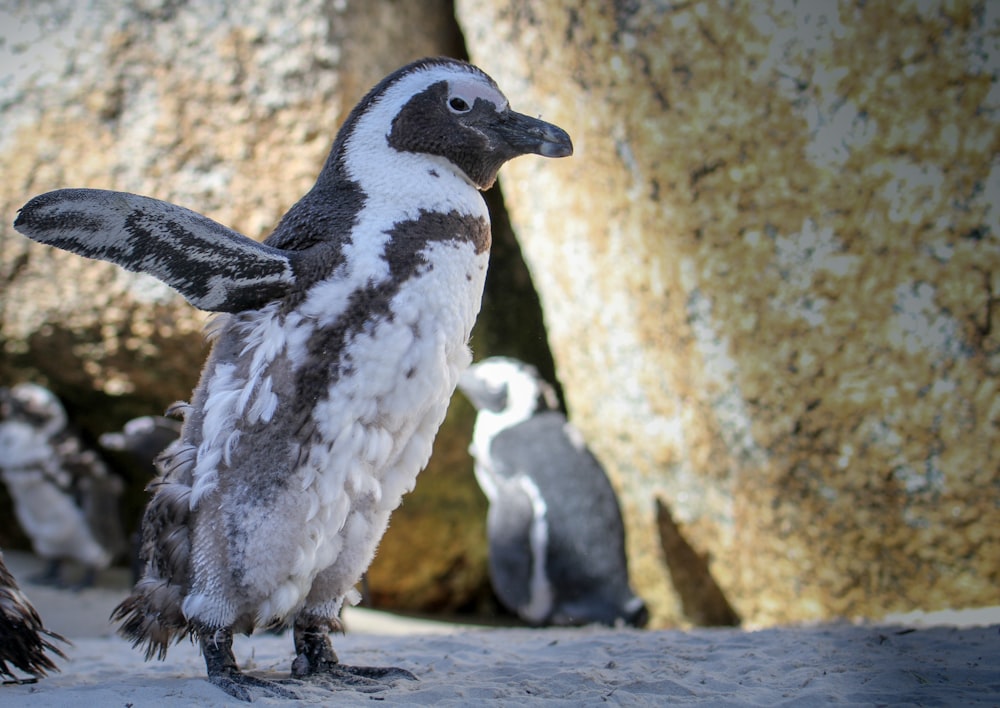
left=343, top=64, right=504, bottom=212
left=446, top=74, right=508, bottom=115
left=467, top=359, right=544, bottom=476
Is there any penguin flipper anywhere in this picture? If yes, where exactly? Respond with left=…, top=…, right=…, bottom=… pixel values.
left=486, top=481, right=542, bottom=620
left=14, top=188, right=295, bottom=312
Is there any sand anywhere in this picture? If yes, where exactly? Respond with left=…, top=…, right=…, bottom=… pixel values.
left=2, top=551, right=997, bottom=706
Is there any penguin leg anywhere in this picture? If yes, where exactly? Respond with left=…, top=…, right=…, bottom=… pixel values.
left=290, top=614, right=417, bottom=690
left=29, top=559, right=63, bottom=587
left=199, top=627, right=299, bottom=702
left=70, top=566, right=98, bottom=591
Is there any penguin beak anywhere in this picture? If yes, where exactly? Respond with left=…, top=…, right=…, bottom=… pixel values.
left=495, top=110, right=574, bottom=159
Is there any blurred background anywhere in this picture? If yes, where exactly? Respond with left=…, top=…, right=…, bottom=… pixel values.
left=0, top=1, right=997, bottom=630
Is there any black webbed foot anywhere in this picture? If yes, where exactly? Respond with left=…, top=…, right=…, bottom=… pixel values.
left=28, top=559, right=64, bottom=588
left=68, top=567, right=98, bottom=592
left=200, top=628, right=299, bottom=702
left=290, top=617, right=417, bottom=692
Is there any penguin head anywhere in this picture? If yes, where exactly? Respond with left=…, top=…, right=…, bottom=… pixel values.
left=341, top=58, right=573, bottom=190
left=99, top=415, right=182, bottom=463
left=458, top=356, right=560, bottom=424
left=0, top=382, right=67, bottom=439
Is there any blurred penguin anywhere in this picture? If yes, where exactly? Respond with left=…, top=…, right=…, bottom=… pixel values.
left=0, top=549, right=67, bottom=683
left=99, top=415, right=182, bottom=476
left=0, top=383, right=125, bottom=589
left=458, top=357, right=647, bottom=627
left=99, top=414, right=182, bottom=581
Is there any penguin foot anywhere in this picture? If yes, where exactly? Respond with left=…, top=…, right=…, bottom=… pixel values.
left=208, top=666, right=300, bottom=702
left=28, top=559, right=64, bottom=587
left=68, top=567, right=98, bottom=592
left=200, top=628, right=299, bottom=702
left=290, top=619, right=417, bottom=691
left=291, top=662, right=417, bottom=693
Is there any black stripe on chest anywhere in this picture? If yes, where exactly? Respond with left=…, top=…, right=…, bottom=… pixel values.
left=295, top=209, right=489, bottom=401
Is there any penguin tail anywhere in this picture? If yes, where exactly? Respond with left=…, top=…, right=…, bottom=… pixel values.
left=110, top=444, right=197, bottom=661
left=111, top=579, right=191, bottom=661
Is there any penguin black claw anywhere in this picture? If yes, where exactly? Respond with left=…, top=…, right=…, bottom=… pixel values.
left=201, top=629, right=299, bottom=702
left=14, top=58, right=570, bottom=699
left=289, top=616, right=417, bottom=689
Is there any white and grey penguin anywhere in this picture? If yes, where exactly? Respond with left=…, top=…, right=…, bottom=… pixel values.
left=0, top=383, right=125, bottom=589
left=457, top=357, right=647, bottom=628
left=0, top=549, right=67, bottom=683
left=14, top=57, right=572, bottom=700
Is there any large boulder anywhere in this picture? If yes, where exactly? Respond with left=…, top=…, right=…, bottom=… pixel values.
left=0, top=0, right=541, bottom=614
left=457, top=1, right=1000, bottom=627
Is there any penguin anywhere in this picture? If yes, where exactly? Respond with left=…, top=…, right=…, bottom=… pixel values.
left=13, top=57, right=572, bottom=701
left=0, top=549, right=67, bottom=683
left=457, top=357, right=648, bottom=628
left=99, top=415, right=183, bottom=583
left=98, top=415, right=183, bottom=476
left=0, top=383, right=125, bottom=589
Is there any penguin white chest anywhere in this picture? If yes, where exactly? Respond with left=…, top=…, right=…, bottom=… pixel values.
left=194, top=234, right=490, bottom=626
left=310, top=237, right=488, bottom=501
left=300, top=239, right=488, bottom=607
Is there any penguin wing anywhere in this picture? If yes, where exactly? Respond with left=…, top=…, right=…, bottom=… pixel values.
left=14, top=188, right=296, bottom=312
left=485, top=480, right=537, bottom=616
left=490, top=412, right=628, bottom=548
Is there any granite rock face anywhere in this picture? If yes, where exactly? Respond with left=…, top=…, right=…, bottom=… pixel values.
left=0, top=0, right=503, bottom=612
left=457, top=1, right=1000, bottom=626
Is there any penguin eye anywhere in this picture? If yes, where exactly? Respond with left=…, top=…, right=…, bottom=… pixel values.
left=448, top=96, right=472, bottom=114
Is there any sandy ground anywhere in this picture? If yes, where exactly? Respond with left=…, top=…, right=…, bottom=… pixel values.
left=2, top=551, right=997, bottom=706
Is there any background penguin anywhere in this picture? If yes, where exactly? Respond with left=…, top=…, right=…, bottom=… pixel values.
left=99, top=415, right=183, bottom=582
left=98, top=415, right=182, bottom=476
left=0, top=548, right=67, bottom=683
left=457, top=357, right=648, bottom=628
left=0, top=383, right=125, bottom=589
left=14, top=57, right=571, bottom=701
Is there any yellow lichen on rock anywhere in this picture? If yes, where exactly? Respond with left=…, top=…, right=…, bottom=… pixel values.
left=458, top=0, right=1000, bottom=627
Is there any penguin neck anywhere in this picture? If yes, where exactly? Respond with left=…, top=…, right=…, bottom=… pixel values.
left=470, top=391, right=538, bottom=471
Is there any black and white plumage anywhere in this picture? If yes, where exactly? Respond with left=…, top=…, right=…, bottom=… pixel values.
left=0, top=549, right=67, bottom=683
left=14, top=57, right=571, bottom=701
left=0, top=383, right=125, bottom=589
left=457, top=357, right=647, bottom=628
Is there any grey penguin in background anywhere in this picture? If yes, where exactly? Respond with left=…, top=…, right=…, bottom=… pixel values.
left=0, top=383, right=125, bottom=589
left=0, top=549, right=67, bottom=683
left=457, top=357, right=647, bottom=628
left=14, top=57, right=572, bottom=701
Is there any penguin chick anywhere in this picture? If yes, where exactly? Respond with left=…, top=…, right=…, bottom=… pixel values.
left=0, top=549, right=68, bottom=683
left=0, top=383, right=125, bottom=589
left=14, top=57, right=572, bottom=701
left=457, top=357, right=647, bottom=628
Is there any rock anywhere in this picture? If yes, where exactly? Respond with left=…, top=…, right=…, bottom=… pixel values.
left=0, top=0, right=522, bottom=615
left=456, top=1, right=1000, bottom=627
